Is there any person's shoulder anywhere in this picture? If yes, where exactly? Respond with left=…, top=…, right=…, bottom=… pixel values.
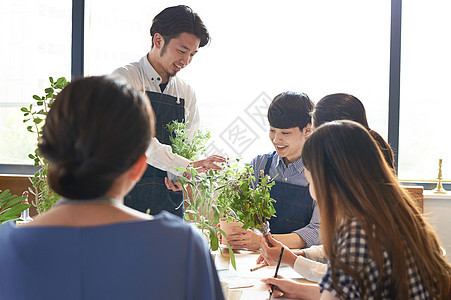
left=252, top=152, right=274, bottom=162
left=171, top=76, right=196, bottom=96
left=172, top=75, right=191, bottom=88
left=153, top=211, right=186, bottom=227
left=153, top=212, right=199, bottom=235
left=251, top=152, right=275, bottom=167
left=154, top=212, right=209, bottom=251
left=111, top=61, right=140, bottom=78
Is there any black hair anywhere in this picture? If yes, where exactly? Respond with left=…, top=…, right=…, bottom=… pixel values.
left=313, top=93, right=395, bottom=170
left=267, top=91, right=314, bottom=131
left=39, top=76, right=154, bottom=199
left=150, top=5, right=210, bottom=47
left=313, top=93, right=369, bottom=129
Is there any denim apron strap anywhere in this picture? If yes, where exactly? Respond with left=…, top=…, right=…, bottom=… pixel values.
left=263, top=152, right=314, bottom=234
left=125, top=91, right=185, bottom=218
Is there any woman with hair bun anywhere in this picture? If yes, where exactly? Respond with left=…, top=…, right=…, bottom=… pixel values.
left=0, top=76, right=224, bottom=300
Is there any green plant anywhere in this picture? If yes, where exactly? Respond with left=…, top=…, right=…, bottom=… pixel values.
left=216, top=164, right=277, bottom=236
left=0, top=190, right=29, bottom=225
left=166, top=120, right=211, bottom=160
left=178, top=160, right=277, bottom=268
left=21, top=77, right=69, bottom=214
left=178, top=165, right=237, bottom=269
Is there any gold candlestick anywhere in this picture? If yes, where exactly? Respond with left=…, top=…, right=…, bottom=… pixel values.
left=433, top=159, right=447, bottom=194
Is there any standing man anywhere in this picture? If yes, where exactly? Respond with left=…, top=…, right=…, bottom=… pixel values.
left=112, top=5, right=224, bottom=217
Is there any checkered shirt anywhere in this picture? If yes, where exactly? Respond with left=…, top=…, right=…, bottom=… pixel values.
left=319, top=219, right=430, bottom=299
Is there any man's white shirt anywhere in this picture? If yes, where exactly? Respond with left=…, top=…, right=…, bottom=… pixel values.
left=112, top=55, right=200, bottom=175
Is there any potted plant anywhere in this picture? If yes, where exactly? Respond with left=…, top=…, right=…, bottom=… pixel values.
left=178, top=160, right=277, bottom=269
left=177, top=165, right=237, bottom=268
left=216, top=163, right=277, bottom=244
left=166, top=120, right=211, bottom=183
left=21, top=76, right=69, bottom=214
left=0, top=189, right=29, bottom=225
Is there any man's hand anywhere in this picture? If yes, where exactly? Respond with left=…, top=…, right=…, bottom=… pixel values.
left=191, top=155, right=226, bottom=172
left=226, top=226, right=262, bottom=250
left=164, top=177, right=183, bottom=191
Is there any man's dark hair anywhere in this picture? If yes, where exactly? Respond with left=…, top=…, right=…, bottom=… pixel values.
left=150, top=5, right=210, bottom=47
left=268, top=92, right=314, bottom=131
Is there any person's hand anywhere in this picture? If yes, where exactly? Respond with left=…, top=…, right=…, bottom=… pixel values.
left=164, top=177, right=183, bottom=191
left=261, top=234, right=298, bottom=268
left=191, top=155, right=226, bottom=173
left=261, top=233, right=287, bottom=265
left=256, top=254, right=268, bottom=265
left=164, top=171, right=193, bottom=192
left=292, top=249, right=306, bottom=257
left=262, top=275, right=316, bottom=299
left=226, top=227, right=262, bottom=250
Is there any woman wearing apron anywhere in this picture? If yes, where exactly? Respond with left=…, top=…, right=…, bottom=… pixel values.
left=226, top=92, right=320, bottom=250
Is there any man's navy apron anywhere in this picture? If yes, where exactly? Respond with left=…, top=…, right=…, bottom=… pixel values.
left=125, top=91, right=185, bottom=218
left=264, top=151, right=314, bottom=234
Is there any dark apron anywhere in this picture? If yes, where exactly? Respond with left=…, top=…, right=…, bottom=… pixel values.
left=264, top=151, right=314, bottom=234
left=125, top=91, right=185, bottom=218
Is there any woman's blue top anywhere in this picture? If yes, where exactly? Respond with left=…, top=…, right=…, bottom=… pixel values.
left=0, top=212, right=223, bottom=300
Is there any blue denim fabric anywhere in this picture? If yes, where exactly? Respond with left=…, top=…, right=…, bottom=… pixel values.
left=264, top=152, right=314, bottom=234
left=125, top=91, right=184, bottom=218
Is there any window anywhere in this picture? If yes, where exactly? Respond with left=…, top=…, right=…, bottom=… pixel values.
left=398, top=0, right=451, bottom=180
left=85, top=0, right=390, bottom=164
left=2, top=0, right=449, bottom=185
left=0, top=0, right=71, bottom=165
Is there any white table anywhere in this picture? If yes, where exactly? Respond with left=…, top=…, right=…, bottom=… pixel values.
left=214, top=247, right=307, bottom=300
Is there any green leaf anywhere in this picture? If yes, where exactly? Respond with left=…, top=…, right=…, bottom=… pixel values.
left=0, top=203, right=30, bottom=219
left=44, top=87, right=54, bottom=94
left=2, top=196, right=26, bottom=210
left=0, top=189, right=10, bottom=200
left=56, top=77, right=66, bottom=86
left=33, top=95, right=41, bottom=101
left=227, top=244, right=237, bottom=270
left=209, top=228, right=219, bottom=251
left=213, top=208, right=220, bottom=224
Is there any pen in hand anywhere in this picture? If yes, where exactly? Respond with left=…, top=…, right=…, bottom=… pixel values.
left=269, top=247, right=284, bottom=297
